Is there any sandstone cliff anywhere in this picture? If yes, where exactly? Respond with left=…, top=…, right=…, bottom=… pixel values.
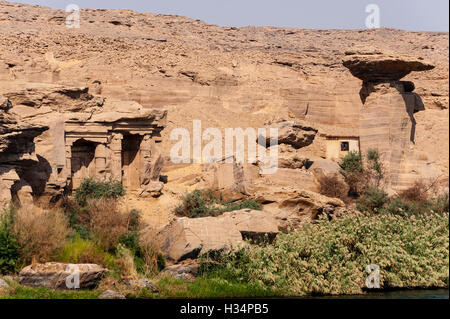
left=0, top=2, right=448, bottom=223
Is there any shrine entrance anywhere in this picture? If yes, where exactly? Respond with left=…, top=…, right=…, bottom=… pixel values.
left=71, top=139, right=97, bottom=189
left=122, top=134, right=143, bottom=191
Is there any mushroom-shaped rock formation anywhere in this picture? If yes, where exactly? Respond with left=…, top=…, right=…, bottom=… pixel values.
left=342, top=47, right=436, bottom=192
left=343, top=48, right=435, bottom=82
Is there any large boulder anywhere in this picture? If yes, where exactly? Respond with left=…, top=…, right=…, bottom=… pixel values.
left=18, top=263, right=107, bottom=290
left=260, top=121, right=318, bottom=149
left=343, top=48, right=435, bottom=82
left=276, top=144, right=310, bottom=169
left=157, top=209, right=280, bottom=262
left=253, top=187, right=346, bottom=231
left=202, top=158, right=260, bottom=200
left=156, top=216, right=244, bottom=262
left=222, top=209, right=279, bottom=242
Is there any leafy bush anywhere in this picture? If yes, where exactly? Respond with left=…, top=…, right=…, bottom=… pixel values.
left=140, top=229, right=166, bottom=275
left=385, top=197, right=415, bottom=216
left=12, top=207, right=69, bottom=263
left=356, top=188, right=389, bottom=213
left=175, top=190, right=262, bottom=218
left=386, top=193, right=449, bottom=216
left=366, top=149, right=384, bottom=188
left=204, top=212, right=449, bottom=296
left=175, top=190, right=263, bottom=218
left=0, top=206, right=20, bottom=274
left=74, top=178, right=125, bottom=206
left=340, top=151, right=364, bottom=174
left=63, top=191, right=163, bottom=277
left=63, top=197, right=140, bottom=253
left=340, top=149, right=384, bottom=197
left=175, top=190, right=219, bottom=218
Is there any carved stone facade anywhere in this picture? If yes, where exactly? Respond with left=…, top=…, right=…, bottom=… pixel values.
left=0, top=87, right=167, bottom=207
left=64, top=118, right=165, bottom=193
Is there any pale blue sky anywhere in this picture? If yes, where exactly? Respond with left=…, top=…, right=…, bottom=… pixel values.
left=15, top=0, right=449, bottom=31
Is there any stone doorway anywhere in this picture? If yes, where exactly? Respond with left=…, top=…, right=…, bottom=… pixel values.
left=122, top=134, right=143, bottom=191
left=71, top=139, right=97, bottom=189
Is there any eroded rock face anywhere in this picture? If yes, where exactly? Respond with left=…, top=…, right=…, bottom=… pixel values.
left=253, top=187, right=346, bottom=231
left=3, top=84, right=105, bottom=113
left=343, top=48, right=435, bottom=82
left=18, top=263, right=107, bottom=290
left=0, top=95, right=48, bottom=206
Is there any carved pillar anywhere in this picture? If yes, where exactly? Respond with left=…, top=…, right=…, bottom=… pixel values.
left=109, top=133, right=123, bottom=182
left=95, top=144, right=107, bottom=181
left=65, top=144, right=72, bottom=183
left=140, top=135, right=153, bottom=186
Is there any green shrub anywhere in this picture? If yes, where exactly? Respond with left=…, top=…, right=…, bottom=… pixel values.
left=366, top=149, right=384, bottom=187
left=74, top=178, right=125, bottom=206
left=57, top=236, right=115, bottom=269
left=356, top=188, right=389, bottom=213
left=175, top=190, right=262, bottom=218
left=175, top=190, right=219, bottom=218
left=0, top=206, right=20, bottom=274
left=62, top=197, right=91, bottom=239
left=340, top=149, right=385, bottom=197
left=204, top=212, right=449, bottom=296
left=340, top=151, right=364, bottom=174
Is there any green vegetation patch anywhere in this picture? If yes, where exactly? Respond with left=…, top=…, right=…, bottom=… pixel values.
left=0, top=206, right=21, bottom=274
left=202, top=212, right=449, bottom=296
left=175, top=190, right=262, bottom=218
left=74, top=178, right=125, bottom=206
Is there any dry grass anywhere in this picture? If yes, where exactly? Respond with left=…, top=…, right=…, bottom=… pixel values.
left=399, top=180, right=429, bottom=203
left=64, top=198, right=137, bottom=252
left=317, top=174, right=349, bottom=202
left=12, top=206, right=70, bottom=263
left=88, top=199, right=131, bottom=252
left=114, top=244, right=138, bottom=279
left=140, top=227, right=165, bottom=276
